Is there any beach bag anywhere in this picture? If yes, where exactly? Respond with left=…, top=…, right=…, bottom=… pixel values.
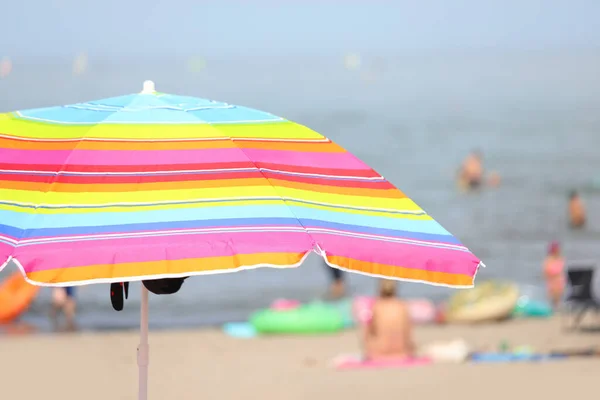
left=142, top=277, right=188, bottom=295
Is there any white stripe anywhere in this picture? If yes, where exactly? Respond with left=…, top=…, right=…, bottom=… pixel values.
left=260, top=168, right=384, bottom=181
left=306, top=227, right=467, bottom=250
left=7, top=225, right=453, bottom=249
left=15, top=225, right=307, bottom=246
left=66, top=104, right=236, bottom=112
left=232, top=137, right=329, bottom=143
left=0, top=133, right=329, bottom=143
left=0, top=167, right=258, bottom=176
left=0, top=133, right=232, bottom=142
left=0, top=167, right=384, bottom=181
left=0, top=196, right=425, bottom=215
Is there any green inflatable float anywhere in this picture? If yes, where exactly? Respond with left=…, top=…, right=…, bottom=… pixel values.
left=250, top=301, right=348, bottom=334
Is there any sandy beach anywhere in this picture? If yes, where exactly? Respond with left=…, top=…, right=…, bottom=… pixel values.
left=1, top=316, right=599, bottom=400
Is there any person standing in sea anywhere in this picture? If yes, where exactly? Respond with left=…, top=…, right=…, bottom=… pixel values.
left=568, top=190, right=586, bottom=229
left=456, top=149, right=501, bottom=191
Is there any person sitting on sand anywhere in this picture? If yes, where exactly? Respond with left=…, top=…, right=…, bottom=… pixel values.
left=361, top=280, right=415, bottom=360
left=543, top=241, right=565, bottom=310
left=568, top=190, right=586, bottom=228
left=50, top=287, right=77, bottom=331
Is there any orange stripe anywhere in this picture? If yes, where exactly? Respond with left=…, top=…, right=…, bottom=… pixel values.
left=327, top=255, right=474, bottom=287
left=0, top=178, right=266, bottom=192
left=270, top=179, right=406, bottom=198
left=25, top=252, right=306, bottom=284
left=235, top=141, right=345, bottom=152
left=0, top=178, right=405, bottom=197
left=0, top=137, right=237, bottom=151
left=0, top=138, right=343, bottom=152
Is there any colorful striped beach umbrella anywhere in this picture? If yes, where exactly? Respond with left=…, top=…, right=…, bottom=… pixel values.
left=0, top=81, right=483, bottom=399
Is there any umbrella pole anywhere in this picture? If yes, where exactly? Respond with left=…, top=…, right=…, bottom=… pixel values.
left=138, top=285, right=149, bottom=400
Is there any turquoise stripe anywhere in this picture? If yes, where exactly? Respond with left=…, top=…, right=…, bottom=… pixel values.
left=17, top=93, right=281, bottom=124
left=0, top=204, right=450, bottom=236
left=0, top=205, right=296, bottom=230
left=289, top=206, right=451, bottom=236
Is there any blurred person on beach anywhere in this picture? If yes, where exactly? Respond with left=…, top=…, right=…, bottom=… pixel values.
left=457, top=149, right=501, bottom=191
left=50, top=287, right=77, bottom=331
left=543, top=241, right=565, bottom=310
left=325, top=265, right=345, bottom=299
left=568, top=190, right=586, bottom=228
left=361, top=280, right=415, bottom=360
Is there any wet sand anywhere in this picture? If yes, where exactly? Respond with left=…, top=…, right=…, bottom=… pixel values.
left=1, top=316, right=599, bottom=400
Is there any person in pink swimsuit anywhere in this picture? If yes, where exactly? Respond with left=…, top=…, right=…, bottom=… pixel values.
left=543, top=241, right=565, bottom=310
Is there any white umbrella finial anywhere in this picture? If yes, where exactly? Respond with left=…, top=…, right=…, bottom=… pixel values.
left=141, top=80, right=156, bottom=94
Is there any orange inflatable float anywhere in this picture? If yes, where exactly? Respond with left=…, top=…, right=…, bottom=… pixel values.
left=0, top=272, right=40, bottom=324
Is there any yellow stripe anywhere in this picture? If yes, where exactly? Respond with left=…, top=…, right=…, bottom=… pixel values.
left=0, top=199, right=286, bottom=214
left=0, top=197, right=431, bottom=220
left=0, top=186, right=424, bottom=211
left=0, top=115, right=324, bottom=140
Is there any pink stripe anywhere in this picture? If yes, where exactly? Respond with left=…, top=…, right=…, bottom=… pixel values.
left=14, top=231, right=314, bottom=272
left=0, top=242, right=13, bottom=264
left=1, top=148, right=371, bottom=170
left=0, top=148, right=249, bottom=166
left=244, top=148, right=369, bottom=170
left=313, top=234, right=480, bottom=277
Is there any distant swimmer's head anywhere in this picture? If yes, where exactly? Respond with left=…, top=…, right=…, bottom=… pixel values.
left=472, top=148, right=483, bottom=160
left=378, top=279, right=397, bottom=298
left=488, top=171, right=501, bottom=187
left=548, top=241, right=561, bottom=256
left=569, top=190, right=579, bottom=200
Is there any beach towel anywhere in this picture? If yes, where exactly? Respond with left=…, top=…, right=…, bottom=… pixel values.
left=332, top=354, right=432, bottom=370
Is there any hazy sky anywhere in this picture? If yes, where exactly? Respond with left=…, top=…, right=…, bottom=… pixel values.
left=2, top=0, right=599, bottom=57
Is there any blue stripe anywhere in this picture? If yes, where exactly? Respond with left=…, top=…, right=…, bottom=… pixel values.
left=302, top=219, right=460, bottom=245
left=0, top=205, right=443, bottom=236
left=0, top=205, right=296, bottom=230
left=289, top=206, right=450, bottom=236
left=0, top=219, right=456, bottom=245
left=2, top=218, right=304, bottom=239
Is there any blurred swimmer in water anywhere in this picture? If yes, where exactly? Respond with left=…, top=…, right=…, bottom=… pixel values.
left=568, top=190, right=586, bottom=228
left=457, top=149, right=501, bottom=191
left=458, top=149, right=483, bottom=190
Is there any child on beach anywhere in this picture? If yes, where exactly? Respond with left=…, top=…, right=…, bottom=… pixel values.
left=360, top=280, right=415, bottom=360
left=543, top=241, right=565, bottom=310
left=50, top=287, right=77, bottom=331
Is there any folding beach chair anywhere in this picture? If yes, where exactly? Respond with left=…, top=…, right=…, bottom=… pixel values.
left=564, top=262, right=600, bottom=330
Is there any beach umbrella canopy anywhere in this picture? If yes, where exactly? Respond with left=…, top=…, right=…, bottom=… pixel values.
left=0, top=81, right=483, bottom=399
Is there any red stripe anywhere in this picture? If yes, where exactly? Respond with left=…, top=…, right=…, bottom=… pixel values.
left=254, top=162, right=380, bottom=178
left=0, top=171, right=390, bottom=189
left=0, top=171, right=264, bottom=184
left=261, top=171, right=394, bottom=189
left=0, top=162, right=256, bottom=173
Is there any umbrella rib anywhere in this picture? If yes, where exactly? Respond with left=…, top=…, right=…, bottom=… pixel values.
left=155, top=96, right=319, bottom=253
left=9, top=108, right=117, bottom=259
